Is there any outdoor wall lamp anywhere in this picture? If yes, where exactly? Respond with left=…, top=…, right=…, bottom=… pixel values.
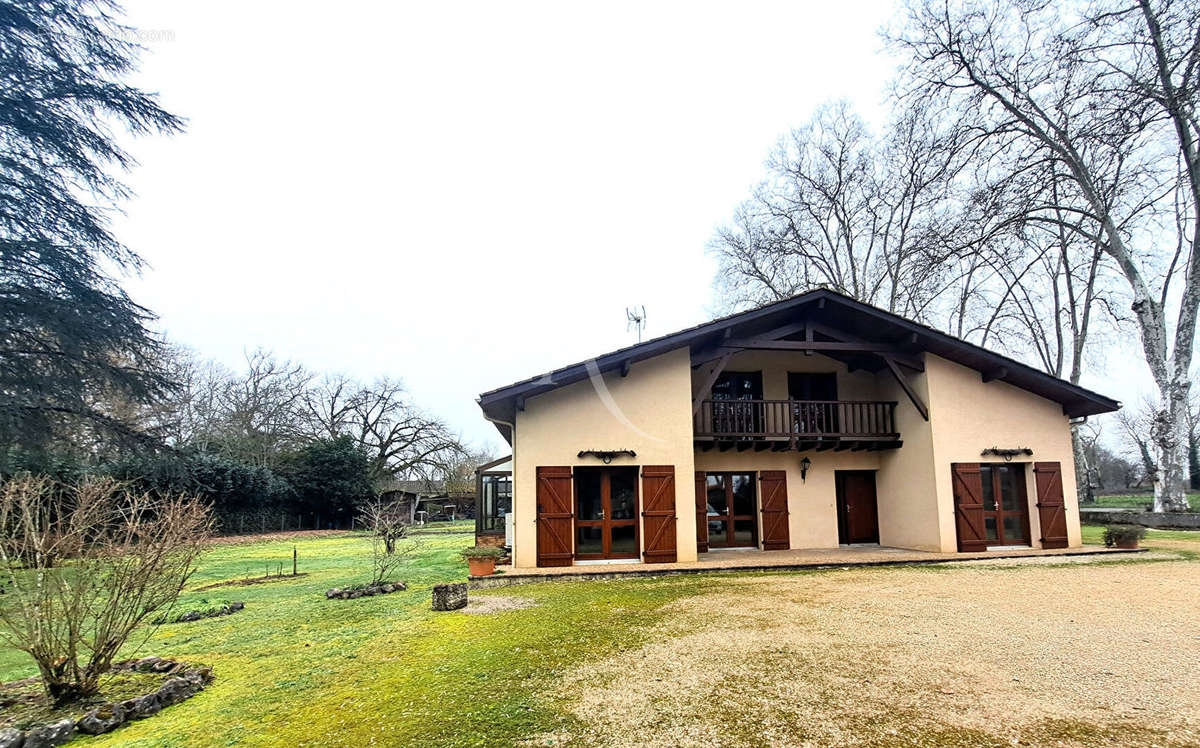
left=800, top=456, right=812, bottom=482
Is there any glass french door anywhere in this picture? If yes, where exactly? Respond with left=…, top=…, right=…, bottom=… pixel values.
left=574, top=468, right=639, bottom=559
left=980, top=464, right=1030, bottom=546
left=704, top=473, right=757, bottom=548
left=711, top=372, right=763, bottom=435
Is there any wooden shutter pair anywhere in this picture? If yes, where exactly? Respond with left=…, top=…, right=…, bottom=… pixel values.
left=534, top=465, right=680, bottom=566
left=950, top=461, right=1068, bottom=552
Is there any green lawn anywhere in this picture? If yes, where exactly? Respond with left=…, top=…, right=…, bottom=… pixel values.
left=3, top=526, right=1198, bottom=746
left=0, top=531, right=710, bottom=747
left=1090, top=492, right=1200, bottom=511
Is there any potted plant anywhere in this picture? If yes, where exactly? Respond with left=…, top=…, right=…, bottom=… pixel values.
left=1103, top=524, right=1146, bottom=549
left=462, top=546, right=505, bottom=576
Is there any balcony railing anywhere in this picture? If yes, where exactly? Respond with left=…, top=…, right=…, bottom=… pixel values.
left=693, top=399, right=899, bottom=440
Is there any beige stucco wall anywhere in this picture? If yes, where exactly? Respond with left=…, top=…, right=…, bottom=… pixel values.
left=923, top=354, right=1083, bottom=550
left=694, top=449, right=881, bottom=549
left=510, top=348, right=697, bottom=568
left=509, top=346, right=1082, bottom=565
left=873, top=365, right=943, bottom=550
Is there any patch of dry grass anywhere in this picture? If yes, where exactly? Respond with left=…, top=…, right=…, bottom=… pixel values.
left=537, top=561, right=1200, bottom=747
left=459, top=595, right=539, bottom=615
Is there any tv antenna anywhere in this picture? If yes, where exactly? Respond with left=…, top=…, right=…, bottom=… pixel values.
left=626, top=305, right=647, bottom=343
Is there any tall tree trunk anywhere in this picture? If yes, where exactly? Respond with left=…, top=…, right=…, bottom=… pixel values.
left=1188, top=432, right=1199, bottom=491
left=1151, top=375, right=1193, bottom=511
left=1071, top=425, right=1094, bottom=505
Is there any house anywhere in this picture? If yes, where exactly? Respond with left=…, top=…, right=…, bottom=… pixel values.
left=377, top=480, right=475, bottom=523
left=475, top=289, right=1120, bottom=568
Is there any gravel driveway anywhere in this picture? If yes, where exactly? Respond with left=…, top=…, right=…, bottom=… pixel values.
left=536, top=555, right=1200, bottom=747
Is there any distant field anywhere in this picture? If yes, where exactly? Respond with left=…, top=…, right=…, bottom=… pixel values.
left=1091, top=492, right=1199, bottom=511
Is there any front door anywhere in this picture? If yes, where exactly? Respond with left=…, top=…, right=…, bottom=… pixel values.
left=836, top=471, right=879, bottom=544
left=704, top=472, right=758, bottom=548
left=574, top=467, right=640, bottom=559
left=980, top=463, right=1030, bottom=546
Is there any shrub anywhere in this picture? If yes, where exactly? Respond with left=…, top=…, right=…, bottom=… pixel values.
left=0, top=475, right=212, bottom=704
left=104, top=452, right=293, bottom=517
left=461, top=546, right=505, bottom=560
left=1103, top=524, right=1147, bottom=547
left=280, top=437, right=374, bottom=521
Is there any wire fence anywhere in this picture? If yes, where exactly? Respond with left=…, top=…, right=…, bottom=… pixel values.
left=212, top=511, right=356, bottom=537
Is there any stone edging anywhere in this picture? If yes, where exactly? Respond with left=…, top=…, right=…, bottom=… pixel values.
left=0, top=658, right=214, bottom=747
left=325, top=581, right=406, bottom=600
left=163, top=602, right=244, bottom=624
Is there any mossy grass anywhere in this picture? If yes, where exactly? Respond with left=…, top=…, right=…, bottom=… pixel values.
left=0, top=527, right=1191, bottom=745
left=0, top=531, right=713, bottom=746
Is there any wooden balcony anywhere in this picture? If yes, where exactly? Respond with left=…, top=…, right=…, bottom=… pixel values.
left=693, top=399, right=902, bottom=452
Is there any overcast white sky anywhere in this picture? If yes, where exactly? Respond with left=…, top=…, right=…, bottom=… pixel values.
left=112, top=1, right=1150, bottom=454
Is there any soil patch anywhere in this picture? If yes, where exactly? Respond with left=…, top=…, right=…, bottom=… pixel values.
left=0, top=670, right=160, bottom=730
left=459, top=595, right=538, bottom=615
left=206, top=530, right=348, bottom=546
left=196, top=572, right=309, bottom=591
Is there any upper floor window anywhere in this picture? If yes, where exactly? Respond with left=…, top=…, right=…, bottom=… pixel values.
left=712, top=371, right=763, bottom=401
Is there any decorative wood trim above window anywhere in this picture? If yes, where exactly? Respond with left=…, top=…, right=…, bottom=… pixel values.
left=577, top=449, right=637, bottom=464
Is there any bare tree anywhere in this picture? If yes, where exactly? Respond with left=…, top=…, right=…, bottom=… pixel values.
left=214, top=349, right=311, bottom=466
left=0, top=476, right=211, bottom=703
left=301, top=375, right=465, bottom=486
left=894, top=0, right=1200, bottom=511
left=711, top=100, right=972, bottom=321
left=357, top=500, right=416, bottom=584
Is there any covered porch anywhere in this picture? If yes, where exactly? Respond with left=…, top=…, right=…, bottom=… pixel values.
left=469, top=543, right=1140, bottom=587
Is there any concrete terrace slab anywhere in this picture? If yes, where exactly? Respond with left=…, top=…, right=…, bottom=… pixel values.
left=468, top=545, right=1145, bottom=588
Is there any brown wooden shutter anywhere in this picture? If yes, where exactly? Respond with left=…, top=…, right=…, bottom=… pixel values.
left=695, top=471, right=709, bottom=554
left=951, top=463, right=987, bottom=552
left=1033, top=461, right=1069, bottom=549
left=536, top=466, right=573, bottom=567
left=641, top=465, right=678, bottom=563
left=759, top=470, right=790, bottom=550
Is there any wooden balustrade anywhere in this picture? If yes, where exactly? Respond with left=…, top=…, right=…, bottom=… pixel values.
left=693, top=399, right=899, bottom=439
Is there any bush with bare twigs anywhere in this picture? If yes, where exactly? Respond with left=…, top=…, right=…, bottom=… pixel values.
left=357, top=500, right=416, bottom=586
left=0, top=475, right=212, bottom=704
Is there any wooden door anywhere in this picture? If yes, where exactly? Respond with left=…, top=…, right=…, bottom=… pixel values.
left=759, top=470, right=790, bottom=550
left=835, top=471, right=879, bottom=544
left=788, top=372, right=839, bottom=433
left=703, top=473, right=758, bottom=547
left=980, top=463, right=1031, bottom=546
left=951, top=463, right=987, bottom=552
left=1033, top=462, right=1068, bottom=549
left=694, top=471, right=709, bottom=553
left=573, top=467, right=639, bottom=560
left=641, top=466, right=677, bottom=563
left=536, top=466, right=574, bottom=567
left=712, top=372, right=763, bottom=434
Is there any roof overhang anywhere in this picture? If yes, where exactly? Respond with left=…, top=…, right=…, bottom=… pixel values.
left=477, top=289, right=1121, bottom=442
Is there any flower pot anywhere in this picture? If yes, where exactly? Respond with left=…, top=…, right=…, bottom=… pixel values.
left=467, top=556, right=497, bottom=576
left=1116, top=538, right=1139, bottom=549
